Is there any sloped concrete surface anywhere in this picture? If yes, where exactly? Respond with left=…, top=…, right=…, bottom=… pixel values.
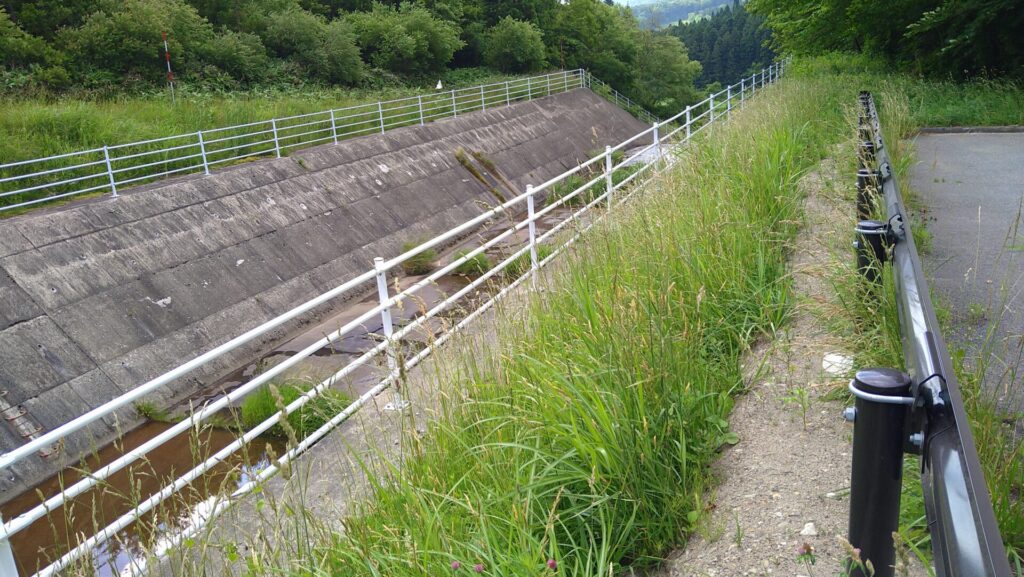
left=0, top=88, right=647, bottom=503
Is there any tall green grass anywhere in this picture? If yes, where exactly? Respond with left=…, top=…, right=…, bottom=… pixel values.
left=251, top=77, right=850, bottom=576
left=792, top=53, right=1024, bottom=128
left=0, top=68, right=524, bottom=171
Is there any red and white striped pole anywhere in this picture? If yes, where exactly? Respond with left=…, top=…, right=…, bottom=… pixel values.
left=162, top=31, right=175, bottom=103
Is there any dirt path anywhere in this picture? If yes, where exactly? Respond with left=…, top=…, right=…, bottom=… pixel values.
left=657, top=155, right=927, bottom=577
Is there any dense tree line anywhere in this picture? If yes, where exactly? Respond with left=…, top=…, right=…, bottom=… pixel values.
left=665, top=1, right=773, bottom=88
left=0, top=0, right=703, bottom=116
left=747, top=0, right=1023, bottom=79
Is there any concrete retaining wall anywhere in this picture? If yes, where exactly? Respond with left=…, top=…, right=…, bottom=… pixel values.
left=0, top=88, right=647, bottom=502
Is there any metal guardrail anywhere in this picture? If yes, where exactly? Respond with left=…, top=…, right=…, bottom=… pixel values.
left=0, top=69, right=658, bottom=214
left=0, top=61, right=786, bottom=577
left=847, top=92, right=1012, bottom=577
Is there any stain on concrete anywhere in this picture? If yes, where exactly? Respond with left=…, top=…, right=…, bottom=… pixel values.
left=0, top=88, right=647, bottom=503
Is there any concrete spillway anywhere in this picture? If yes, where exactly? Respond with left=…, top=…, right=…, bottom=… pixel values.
left=0, top=87, right=648, bottom=502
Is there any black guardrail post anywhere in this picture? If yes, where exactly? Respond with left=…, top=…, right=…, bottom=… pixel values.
left=854, top=220, right=890, bottom=283
left=847, top=369, right=913, bottom=577
left=855, top=169, right=880, bottom=221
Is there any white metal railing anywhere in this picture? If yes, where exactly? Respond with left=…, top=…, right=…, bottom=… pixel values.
left=1, top=69, right=658, bottom=215
left=0, top=60, right=787, bottom=577
left=584, top=74, right=659, bottom=124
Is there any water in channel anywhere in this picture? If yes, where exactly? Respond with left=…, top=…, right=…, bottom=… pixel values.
left=2, top=422, right=285, bottom=576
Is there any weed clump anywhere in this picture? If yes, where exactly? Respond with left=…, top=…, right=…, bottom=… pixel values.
left=239, top=381, right=350, bottom=440
left=400, top=241, right=438, bottom=275
left=453, top=249, right=492, bottom=276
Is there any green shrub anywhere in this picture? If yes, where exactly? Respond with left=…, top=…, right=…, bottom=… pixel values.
left=453, top=249, right=492, bottom=276
left=259, top=9, right=363, bottom=85
left=400, top=241, right=438, bottom=275
left=198, top=30, right=270, bottom=83
left=318, top=20, right=364, bottom=84
left=482, top=17, right=546, bottom=73
left=58, top=0, right=215, bottom=83
left=240, top=381, right=350, bottom=440
left=503, top=244, right=554, bottom=279
left=0, top=8, right=53, bottom=68
left=346, top=3, right=463, bottom=75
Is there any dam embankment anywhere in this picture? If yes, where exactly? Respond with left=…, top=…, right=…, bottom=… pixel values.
left=0, top=87, right=648, bottom=503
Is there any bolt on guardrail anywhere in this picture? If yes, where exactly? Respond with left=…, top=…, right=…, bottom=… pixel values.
left=0, top=62, right=788, bottom=577
left=845, top=91, right=1012, bottom=577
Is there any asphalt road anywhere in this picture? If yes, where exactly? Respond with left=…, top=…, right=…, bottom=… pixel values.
left=910, top=132, right=1024, bottom=406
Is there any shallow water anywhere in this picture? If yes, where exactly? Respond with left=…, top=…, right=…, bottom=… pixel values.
left=2, top=422, right=284, bottom=576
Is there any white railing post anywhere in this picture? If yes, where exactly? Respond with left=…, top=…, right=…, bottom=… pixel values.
left=605, top=145, right=614, bottom=209
left=417, top=96, right=425, bottom=126
left=271, top=119, right=281, bottom=158
left=0, top=525, right=19, bottom=577
left=505, top=81, right=511, bottom=106
left=709, top=93, right=715, bottom=123
left=480, top=85, right=486, bottom=111
left=685, top=106, right=692, bottom=140
left=563, top=69, right=569, bottom=91
left=330, top=109, right=339, bottom=143
left=652, top=122, right=661, bottom=159
left=527, top=77, right=532, bottom=100
left=374, top=257, right=408, bottom=411
left=451, top=90, right=458, bottom=117
left=197, top=131, right=210, bottom=175
left=526, top=185, right=538, bottom=287
left=727, top=85, right=732, bottom=116
left=103, top=145, right=118, bottom=197
left=741, top=78, right=745, bottom=104
left=546, top=74, right=551, bottom=96
left=378, top=101, right=385, bottom=134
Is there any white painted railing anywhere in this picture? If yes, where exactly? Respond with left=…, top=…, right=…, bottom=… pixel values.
left=0, top=60, right=787, bottom=577
left=0, top=69, right=654, bottom=215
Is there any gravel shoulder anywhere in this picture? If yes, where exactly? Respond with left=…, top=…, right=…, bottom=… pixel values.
left=656, top=154, right=928, bottom=577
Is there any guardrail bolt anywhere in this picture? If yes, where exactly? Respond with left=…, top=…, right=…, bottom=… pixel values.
left=843, top=406, right=857, bottom=422
left=855, top=219, right=890, bottom=283
left=847, top=368, right=912, bottom=577
left=908, top=431, right=924, bottom=451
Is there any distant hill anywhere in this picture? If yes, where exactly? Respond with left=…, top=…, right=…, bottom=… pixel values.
left=628, top=0, right=734, bottom=29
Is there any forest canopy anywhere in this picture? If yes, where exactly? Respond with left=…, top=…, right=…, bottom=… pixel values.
left=0, top=0, right=708, bottom=116
left=747, top=0, right=1023, bottom=79
left=666, top=1, right=774, bottom=88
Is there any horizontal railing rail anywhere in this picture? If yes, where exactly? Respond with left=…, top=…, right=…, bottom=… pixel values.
left=0, top=61, right=786, bottom=577
left=0, top=69, right=664, bottom=215
left=846, top=92, right=1012, bottom=577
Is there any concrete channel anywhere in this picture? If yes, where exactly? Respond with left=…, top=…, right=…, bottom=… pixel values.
left=0, top=87, right=650, bottom=574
